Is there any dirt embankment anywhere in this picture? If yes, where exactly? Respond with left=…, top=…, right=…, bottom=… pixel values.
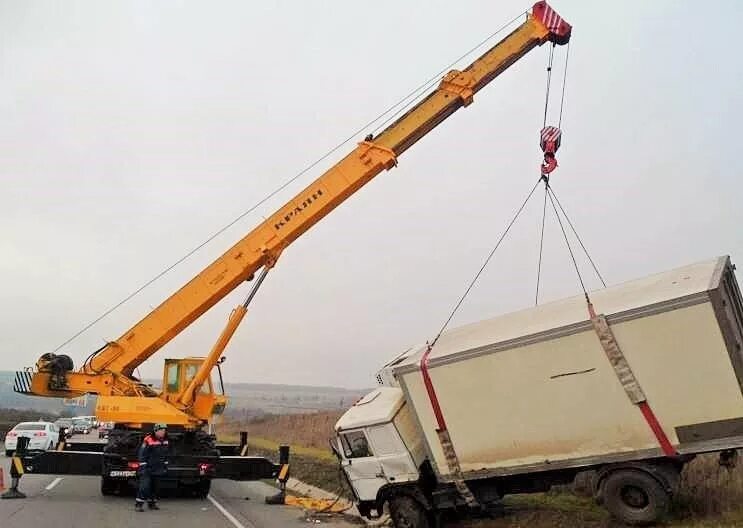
left=223, top=410, right=343, bottom=450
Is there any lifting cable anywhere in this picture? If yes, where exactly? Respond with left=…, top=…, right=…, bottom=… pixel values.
left=533, top=34, right=604, bottom=304
left=546, top=183, right=588, bottom=298
left=557, top=42, right=571, bottom=129
left=533, top=181, right=607, bottom=305
left=432, top=35, right=602, bottom=331
left=49, top=11, right=528, bottom=355
left=549, top=184, right=606, bottom=288
left=429, top=177, right=542, bottom=349
left=534, top=181, right=549, bottom=305
left=430, top=36, right=576, bottom=344
left=542, top=44, right=556, bottom=128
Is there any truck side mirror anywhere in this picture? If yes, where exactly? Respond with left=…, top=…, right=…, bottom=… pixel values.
left=328, top=437, right=341, bottom=460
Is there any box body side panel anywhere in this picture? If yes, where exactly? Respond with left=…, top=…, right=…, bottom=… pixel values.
left=400, top=301, right=743, bottom=476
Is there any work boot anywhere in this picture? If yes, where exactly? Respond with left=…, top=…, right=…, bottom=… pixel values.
left=135, top=501, right=145, bottom=512
left=148, top=502, right=160, bottom=510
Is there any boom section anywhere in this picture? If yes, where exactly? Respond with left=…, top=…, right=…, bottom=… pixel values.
left=87, top=2, right=570, bottom=378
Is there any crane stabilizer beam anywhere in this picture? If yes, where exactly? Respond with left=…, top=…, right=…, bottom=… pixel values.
left=80, top=2, right=570, bottom=383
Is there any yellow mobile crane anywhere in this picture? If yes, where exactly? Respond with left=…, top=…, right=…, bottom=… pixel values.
left=11, top=1, right=570, bottom=496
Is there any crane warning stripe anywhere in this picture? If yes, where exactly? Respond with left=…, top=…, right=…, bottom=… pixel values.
left=12, top=457, right=24, bottom=476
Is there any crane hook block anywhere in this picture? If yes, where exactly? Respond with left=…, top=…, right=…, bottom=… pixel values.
left=540, top=126, right=561, bottom=176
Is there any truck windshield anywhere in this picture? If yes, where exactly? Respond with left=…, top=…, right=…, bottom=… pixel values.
left=341, top=430, right=373, bottom=458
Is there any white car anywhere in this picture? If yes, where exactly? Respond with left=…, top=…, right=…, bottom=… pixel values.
left=4, top=422, right=60, bottom=456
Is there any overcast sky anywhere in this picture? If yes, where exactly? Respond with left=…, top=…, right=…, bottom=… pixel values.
left=1, top=0, right=741, bottom=390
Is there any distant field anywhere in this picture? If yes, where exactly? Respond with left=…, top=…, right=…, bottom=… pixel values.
left=222, top=410, right=343, bottom=450
left=231, top=412, right=743, bottom=528
left=223, top=384, right=366, bottom=416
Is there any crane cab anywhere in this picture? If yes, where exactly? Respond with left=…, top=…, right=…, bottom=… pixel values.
left=162, top=358, right=227, bottom=421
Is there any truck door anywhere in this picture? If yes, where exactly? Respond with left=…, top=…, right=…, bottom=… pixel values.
left=366, top=423, right=418, bottom=484
left=339, top=429, right=385, bottom=502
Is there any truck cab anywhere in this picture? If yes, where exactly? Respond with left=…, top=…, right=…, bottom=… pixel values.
left=334, top=387, right=423, bottom=511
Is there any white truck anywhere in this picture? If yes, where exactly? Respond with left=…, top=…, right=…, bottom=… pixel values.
left=333, top=256, right=743, bottom=526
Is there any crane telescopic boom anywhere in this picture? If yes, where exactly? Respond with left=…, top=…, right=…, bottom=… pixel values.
left=21, top=2, right=571, bottom=428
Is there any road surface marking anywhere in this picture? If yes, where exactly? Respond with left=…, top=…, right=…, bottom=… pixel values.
left=45, top=477, right=63, bottom=490
left=207, top=494, right=257, bottom=528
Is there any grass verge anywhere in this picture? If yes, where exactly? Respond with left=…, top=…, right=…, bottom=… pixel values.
left=219, top=434, right=350, bottom=498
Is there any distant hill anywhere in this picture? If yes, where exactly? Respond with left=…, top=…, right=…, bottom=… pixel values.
left=0, top=371, right=368, bottom=417
left=222, top=382, right=368, bottom=417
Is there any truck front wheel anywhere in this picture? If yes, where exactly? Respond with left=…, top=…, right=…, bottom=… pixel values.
left=389, top=495, right=429, bottom=528
left=603, top=469, right=670, bottom=525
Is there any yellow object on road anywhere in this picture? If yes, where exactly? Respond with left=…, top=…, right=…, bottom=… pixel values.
left=284, top=495, right=349, bottom=513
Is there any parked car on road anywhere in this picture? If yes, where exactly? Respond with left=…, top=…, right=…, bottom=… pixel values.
left=5, top=422, right=60, bottom=456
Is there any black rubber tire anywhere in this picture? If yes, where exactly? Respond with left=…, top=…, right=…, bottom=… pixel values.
left=389, top=495, right=430, bottom=528
left=5, top=450, right=13, bottom=457
left=100, top=477, right=118, bottom=496
left=603, top=469, right=670, bottom=525
left=195, top=479, right=211, bottom=498
left=56, top=354, right=74, bottom=371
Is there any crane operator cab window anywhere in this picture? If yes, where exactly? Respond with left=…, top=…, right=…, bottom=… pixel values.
left=163, top=358, right=214, bottom=397
left=165, top=362, right=180, bottom=393
left=183, top=362, right=212, bottom=394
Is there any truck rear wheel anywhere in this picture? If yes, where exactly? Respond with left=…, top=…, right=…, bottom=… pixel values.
left=603, top=469, right=670, bottom=525
left=389, top=495, right=429, bottom=528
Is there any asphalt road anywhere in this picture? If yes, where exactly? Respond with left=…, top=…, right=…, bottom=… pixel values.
left=0, top=436, right=357, bottom=528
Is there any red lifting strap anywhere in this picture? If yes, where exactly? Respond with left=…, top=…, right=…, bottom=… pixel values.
left=420, top=345, right=448, bottom=431
left=586, top=301, right=677, bottom=458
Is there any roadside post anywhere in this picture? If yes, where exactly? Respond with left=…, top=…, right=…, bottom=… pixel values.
left=265, top=445, right=290, bottom=505
left=2, top=436, right=29, bottom=499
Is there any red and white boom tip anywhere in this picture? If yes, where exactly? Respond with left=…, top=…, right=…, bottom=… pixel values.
left=532, top=1, right=572, bottom=45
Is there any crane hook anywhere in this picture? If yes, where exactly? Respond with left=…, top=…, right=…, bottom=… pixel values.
left=540, top=126, right=561, bottom=176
